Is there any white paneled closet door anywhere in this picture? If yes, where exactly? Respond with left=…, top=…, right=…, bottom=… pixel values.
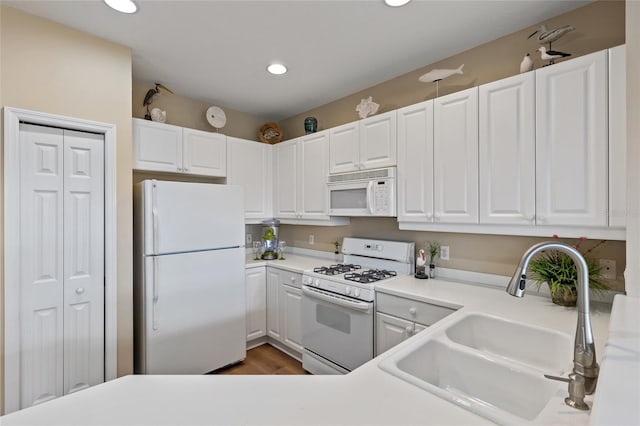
left=19, top=123, right=104, bottom=409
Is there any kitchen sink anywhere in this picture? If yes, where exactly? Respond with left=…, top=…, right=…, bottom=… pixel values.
left=378, top=312, right=574, bottom=425
left=445, top=313, right=573, bottom=373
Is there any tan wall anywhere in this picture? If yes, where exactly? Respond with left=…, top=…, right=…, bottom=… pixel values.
left=280, top=0, right=625, bottom=138
left=279, top=218, right=626, bottom=292
left=0, top=5, right=134, bottom=412
left=625, top=1, right=640, bottom=297
left=132, top=81, right=270, bottom=141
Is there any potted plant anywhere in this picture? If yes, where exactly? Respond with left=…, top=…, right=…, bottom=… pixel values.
left=527, top=237, right=609, bottom=306
left=427, top=241, right=441, bottom=279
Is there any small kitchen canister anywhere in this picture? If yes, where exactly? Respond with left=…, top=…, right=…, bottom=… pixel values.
left=304, top=117, right=318, bottom=134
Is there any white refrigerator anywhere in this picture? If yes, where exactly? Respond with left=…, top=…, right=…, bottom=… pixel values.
left=133, top=180, right=246, bottom=374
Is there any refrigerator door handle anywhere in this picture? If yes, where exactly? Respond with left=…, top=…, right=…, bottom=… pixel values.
left=152, top=257, right=159, bottom=330
left=152, top=182, right=159, bottom=254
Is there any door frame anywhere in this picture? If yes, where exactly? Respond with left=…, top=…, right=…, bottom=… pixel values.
left=3, top=107, right=118, bottom=413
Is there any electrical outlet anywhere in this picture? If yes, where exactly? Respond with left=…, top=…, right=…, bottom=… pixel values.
left=246, top=234, right=252, bottom=245
left=598, top=259, right=616, bottom=280
left=440, top=245, right=450, bottom=261
left=309, top=234, right=315, bottom=245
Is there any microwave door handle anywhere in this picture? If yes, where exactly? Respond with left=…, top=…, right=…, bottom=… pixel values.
left=367, top=180, right=375, bottom=215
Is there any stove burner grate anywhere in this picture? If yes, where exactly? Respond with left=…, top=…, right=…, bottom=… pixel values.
left=344, top=269, right=397, bottom=283
left=313, top=264, right=361, bottom=276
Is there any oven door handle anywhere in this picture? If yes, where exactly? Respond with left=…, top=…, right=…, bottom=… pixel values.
left=302, top=285, right=372, bottom=313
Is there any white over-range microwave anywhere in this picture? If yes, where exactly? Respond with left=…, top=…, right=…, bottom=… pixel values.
left=327, top=167, right=396, bottom=217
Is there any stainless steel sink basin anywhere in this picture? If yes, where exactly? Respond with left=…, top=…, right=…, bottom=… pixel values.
left=378, top=312, right=575, bottom=425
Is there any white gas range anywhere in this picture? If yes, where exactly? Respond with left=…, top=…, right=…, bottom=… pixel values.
left=301, top=238, right=414, bottom=375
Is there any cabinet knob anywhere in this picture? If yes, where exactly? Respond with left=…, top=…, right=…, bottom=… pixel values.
left=405, top=325, right=413, bottom=335
left=426, top=213, right=433, bottom=220
left=409, top=307, right=417, bottom=316
left=526, top=214, right=535, bottom=222
left=75, top=287, right=85, bottom=295
left=538, top=215, right=546, bottom=222
left=184, top=167, right=189, bottom=172
left=290, top=276, right=296, bottom=283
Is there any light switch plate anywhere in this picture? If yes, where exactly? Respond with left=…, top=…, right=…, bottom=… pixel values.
left=440, top=245, right=450, bottom=261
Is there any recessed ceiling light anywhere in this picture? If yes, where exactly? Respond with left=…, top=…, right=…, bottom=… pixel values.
left=267, top=63, right=288, bottom=75
left=104, top=0, right=137, bottom=14
left=384, top=0, right=411, bottom=6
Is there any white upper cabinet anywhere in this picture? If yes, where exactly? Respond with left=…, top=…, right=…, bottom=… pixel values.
left=434, top=87, right=479, bottom=224
left=133, top=118, right=226, bottom=177
left=226, top=137, right=273, bottom=222
left=535, top=50, right=608, bottom=227
left=298, top=131, right=330, bottom=219
left=329, top=122, right=359, bottom=174
left=275, top=132, right=348, bottom=225
left=479, top=72, right=535, bottom=225
left=329, top=111, right=397, bottom=173
left=133, top=119, right=182, bottom=173
left=359, top=111, right=397, bottom=170
left=609, top=45, right=626, bottom=228
left=274, top=139, right=299, bottom=219
left=182, top=128, right=226, bottom=176
left=397, top=100, right=434, bottom=223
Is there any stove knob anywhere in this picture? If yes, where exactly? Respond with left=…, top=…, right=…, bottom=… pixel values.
left=345, top=286, right=352, bottom=295
left=302, top=276, right=310, bottom=285
left=354, top=288, right=361, bottom=298
left=314, top=278, right=320, bottom=287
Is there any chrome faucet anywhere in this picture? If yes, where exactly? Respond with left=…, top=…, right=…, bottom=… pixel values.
left=507, top=241, right=598, bottom=410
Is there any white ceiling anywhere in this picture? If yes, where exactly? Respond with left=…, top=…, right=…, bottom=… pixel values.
left=5, top=0, right=590, bottom=120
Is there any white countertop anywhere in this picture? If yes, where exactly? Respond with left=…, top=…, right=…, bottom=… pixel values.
left=5, top=254, right=636, bottom=425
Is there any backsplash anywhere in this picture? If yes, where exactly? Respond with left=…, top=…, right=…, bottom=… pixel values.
left=274, top=217, right=626, bottom=293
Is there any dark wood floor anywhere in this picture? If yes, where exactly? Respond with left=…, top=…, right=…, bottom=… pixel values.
left=213, top=344, right=307, bottom=375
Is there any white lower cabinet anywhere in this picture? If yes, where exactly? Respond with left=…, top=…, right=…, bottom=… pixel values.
left=245, top=266, right=267, bottom=341
left=266, top=267, right=282, bottom=340
left=281, top=284, right=303, bottom=353
left=376, top=312, right=419, bottom=356
left=375, top=292, right=456, bottom=356
left=265, top=267, right=303, bottom=354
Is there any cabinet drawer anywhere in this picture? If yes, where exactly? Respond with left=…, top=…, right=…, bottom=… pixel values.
left=280, top=270, right=302, bottom=289
left=376, top=293, right=456, bottom=326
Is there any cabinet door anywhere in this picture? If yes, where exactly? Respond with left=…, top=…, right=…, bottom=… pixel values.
left=329, top=121, right=359, bottom=173
left=245, top=267, right=266, bottom=341
left=397, top=100, right=434, bottom=223
left=281, top=284, right=303, bottom=353
left=227, top=137, right=272, bottom=221
left=182, top=128, right=226, bottom=177
left=265, top=268, right=281, bottom=341
left=132, top=118, right=182, bottom=173
left=479, top=72, right=535, bottom=225
left=359, top=110, right=397, bottom=170
left=434, top=87, right=479, bottom=223
left=609, top=45, right=626, bottom=228
left=536, top=50, right=608, bottom=227
left=274, top=139, right=299, bottom=219
left=298, top=131, right=330, bottom=220
left=375, top=312, right=413, bottom=356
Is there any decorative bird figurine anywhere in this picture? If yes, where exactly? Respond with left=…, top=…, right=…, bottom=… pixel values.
left=538, top=46, right=571, bottom=65
left=528, top=24, right=575, bottom=46
left=143, top=83, right=174, bottom=120
left=520, top=53, right=533, bottom=73
left=415, top=249, right=428, bottom=278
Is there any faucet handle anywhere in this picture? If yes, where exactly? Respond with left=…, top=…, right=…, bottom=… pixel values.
left=544, top=373, right=589, bottom=411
